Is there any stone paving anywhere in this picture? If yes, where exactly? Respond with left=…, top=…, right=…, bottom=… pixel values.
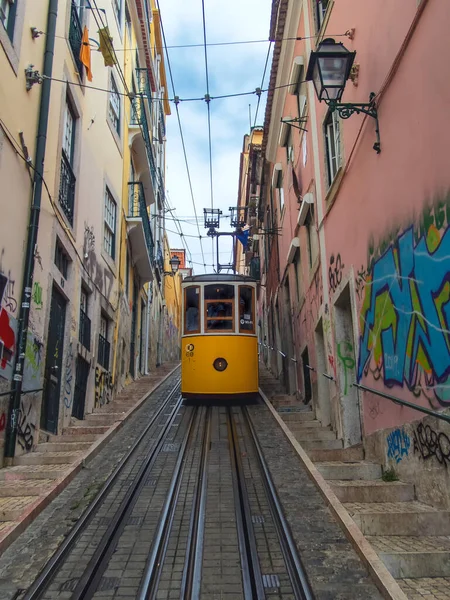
left=0, top=369, right=180, bottom=600
left=399, top=578, right=450, bottom=599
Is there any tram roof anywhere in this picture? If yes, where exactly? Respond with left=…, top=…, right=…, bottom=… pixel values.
left=182, top=273, right=257, bottom=284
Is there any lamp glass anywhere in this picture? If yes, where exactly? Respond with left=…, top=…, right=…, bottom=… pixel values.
left=169, top=255, right=181, bottom=274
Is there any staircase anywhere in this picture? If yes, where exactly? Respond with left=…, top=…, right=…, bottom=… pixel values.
left=260, top=366, right=450, bottom=600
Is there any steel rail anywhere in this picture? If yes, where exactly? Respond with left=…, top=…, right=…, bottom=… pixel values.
left=137, top=407, right=199, bottom=599
left=23, top=379, right=182, bottom=600
left=227, top=407, right=266, bottom=600
left=71, top=395, right=187, bottom=598
left=179, top=406, right=211, bottom=600
left=243, top=406, right=315, bottom=600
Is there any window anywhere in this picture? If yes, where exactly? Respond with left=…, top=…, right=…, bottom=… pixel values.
left=204, top=284, right=234, bottom=332
left=184, top=286, right=200, bottom=334
left=113, top=0, right=122, bottom=25
left=324, top=110, right=342, bottom=186
left=305, top=205, right=319, bottom=269
left=125, top=3, right=132, bottom=42
left=239, top=286, right=255, bottom=333
left=98, top=315, right=110, bottom=370
left=54, top=238, right=69, bottom=278
left=286, top=128, right=294, bottom=166
left=59, top=99, right=76, bottom=225
left=274, top=169, right=284, bottom=213
left=79, top=288, right=91, bottom=351
left=0, top=0, right=16, bottom=40
left=104, top=188, right=116, bottom=259
left=314, top=0, right=330, bottom=32
left=293, top=249, right=302, bottom=302
left=109, top=75, right=121, bottom=134
left=125, top=249, right=130, bottom=298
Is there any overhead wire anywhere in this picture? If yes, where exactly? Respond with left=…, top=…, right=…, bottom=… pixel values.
left=155, top=0, right=207, bottom=271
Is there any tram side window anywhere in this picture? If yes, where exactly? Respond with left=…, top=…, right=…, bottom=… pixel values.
left=185, top=286, right=200, bottom=333
left=239, top=286, right=255, bottom=333
left=204, top=284, right=234, bottom=331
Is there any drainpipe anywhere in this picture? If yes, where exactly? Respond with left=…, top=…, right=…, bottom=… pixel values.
left=4, top=0, right=58, bottom=464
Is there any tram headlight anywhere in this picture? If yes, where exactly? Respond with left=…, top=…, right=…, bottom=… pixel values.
left=213, top=357, right=228, bottom=372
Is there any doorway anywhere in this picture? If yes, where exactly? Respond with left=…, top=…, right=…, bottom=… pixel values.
left=301, top=346, right=312, bottom=405
left=41, top=286, right=66, bottom=433
left=72, top=356, right=89, bottom=420
left=129, top=280, right=138, bottom=377
left=334, top=285, right=362, bottom=446
left=139, top=299, right=146, bottom=374
left=314, top=320, right=331, bottom=426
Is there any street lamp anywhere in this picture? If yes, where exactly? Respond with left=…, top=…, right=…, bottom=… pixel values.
left=306, top=38, right=381, bottom=153
left=165, top=255, right=181, bottom=276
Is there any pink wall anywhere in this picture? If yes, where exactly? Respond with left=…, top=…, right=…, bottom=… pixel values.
left=320, top=0, right=450, bottom=434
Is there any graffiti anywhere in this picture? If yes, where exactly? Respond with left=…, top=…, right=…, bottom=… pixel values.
left=329, top=253, right=345, bottom=293
left=355, top=266, right=368, bottom=301
left=387, top=428, right=411, bottom=463
left=0, top=273, right=17, bottom=379
left=23, top=333, right=43, bottom=389
left=337, top=340, right=355, bottom=395
left=84, top=223, right=114, bottom=300
left=0, top=412, right=5, bottom=432
left=63, top=342, right=74, bottom=408
left=17, top=399, right=35, bottom=451
left=358, top=225, right=450, bottom=406
left=32, top=282, right=43, bottom=310
left=95, top=366, right=113, bottom=407
left=413, top=423, right=450, bottom=467
left=0, top=271, right=17, bottom=314
left=328, top=354, right=336, bottom=380
left=367, top=395, right=384, bottom=420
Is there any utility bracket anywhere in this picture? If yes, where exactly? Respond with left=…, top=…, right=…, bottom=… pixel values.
left=25, top=65, right=43, bottom=91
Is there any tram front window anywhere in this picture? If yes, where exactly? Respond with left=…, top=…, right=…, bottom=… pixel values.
left=239, top=286, right=255, bottom=333
left=204, top=284, right=234, bottom=331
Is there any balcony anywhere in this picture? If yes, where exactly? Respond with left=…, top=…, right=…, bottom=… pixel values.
left=98, top=334, right=110, bottom=370
left=59, top=152, right=75, bottom=225
left=79, top=308, right=91, bottom=351
left=69, top=2, right=83, bottom=76
left=126, top=182, right=154, bottom=282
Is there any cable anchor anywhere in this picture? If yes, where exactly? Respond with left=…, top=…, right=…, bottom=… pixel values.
left=25, top=65, right=43, bottom=91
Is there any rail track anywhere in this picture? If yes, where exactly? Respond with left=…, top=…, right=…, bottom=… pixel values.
left=22, top=395, right=314, bottom=600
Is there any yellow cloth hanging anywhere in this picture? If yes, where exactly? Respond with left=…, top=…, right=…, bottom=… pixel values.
left=97, top=26, right=117, bottom=67
left=79, top=26, right=93, bottom=81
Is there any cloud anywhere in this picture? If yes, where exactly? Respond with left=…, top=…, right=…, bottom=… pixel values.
left=160, top=0, right=273, bottom=273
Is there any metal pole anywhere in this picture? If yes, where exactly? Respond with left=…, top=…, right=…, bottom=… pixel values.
left=4, top=0, right=58, bottom=463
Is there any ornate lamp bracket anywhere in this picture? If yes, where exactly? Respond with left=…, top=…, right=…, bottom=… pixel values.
left=328, top=92, right=381, bottom=153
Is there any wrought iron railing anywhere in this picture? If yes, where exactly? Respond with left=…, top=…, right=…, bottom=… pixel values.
left=59, top=152, right=76, bottom=225
left=156, top=243, right=164, bottom=273
left=69, top=1, right=83, bottom=76
left=158, top=99, right=165, bottom=138
left=79, top=308, right=91, bottom=351
left=130, top=96, right=157, bottom=192
left=98, top=334, right=110, bottom=370
left=128, top=182, right=155, bottom=261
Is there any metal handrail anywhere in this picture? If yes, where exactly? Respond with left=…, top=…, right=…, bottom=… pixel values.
left=353, top=382, right=450, bottom=424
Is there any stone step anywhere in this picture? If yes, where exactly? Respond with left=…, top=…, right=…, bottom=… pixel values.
left=307, top=446, right=364, bottom=462
left=49, top=433, right=100, bottom=443
left=94, top=404, right=131, bottom=414
left=14, top=451, right=83, bottom=466
left=279, top=411, right=315, bottom=421
left=345, top=502, right=450, bottom=536
left=316, top=461, right=382, bottom=480
left=0, top=479, right=54, bottom=497
left=271, top=395, right=298, bottom=406
left=0, top=496, right=38, bottom=522
left=0, top=464, right=71, bottom=481
left=367, top=535, right=450, bottom=578
left=293, top=428, right=337, bottom=441
left=330, top=480, right=415, bottom=503
left=398, top=577, right=450, bottom=598
left=62, top=426, right=110, bottom=436
left=284, top=420, right=323, bottom=429
left=300, top=439, right=344, bottom=450
left=37, top=442, right=92, bottom=453
left=85, top=413, right=123, bottom=425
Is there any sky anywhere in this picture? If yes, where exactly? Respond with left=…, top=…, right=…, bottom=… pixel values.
left=157, top=0, right=273, bottom=274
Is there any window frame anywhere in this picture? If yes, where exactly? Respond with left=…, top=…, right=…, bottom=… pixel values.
left=275, top=169, right=284, bottom=213
left=313, top=0, right=330, bottom=33
left=108, top=73, right=121, bottom=136
left=238, top=285, right=255, bottom=334
left=62, top=98, right=76, bottom=165
left=0, top=0, right=16, bottom=40
left=184, top=285, right=201, bottom=335
left=103, top=187, right=117, bottom=260
left=324, top=110, right=342, bottom=186
left=112, top=0, right=122, bottom=28
left=204, top=299, right=234, bottom=333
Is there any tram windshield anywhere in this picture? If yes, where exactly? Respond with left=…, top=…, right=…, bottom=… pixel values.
left=204, top=284, right=234, bottom=331
left=184, top=286, right=200, bottom=333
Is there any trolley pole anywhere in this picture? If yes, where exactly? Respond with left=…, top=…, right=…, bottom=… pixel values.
left=3, top=0, right=58, bottom=464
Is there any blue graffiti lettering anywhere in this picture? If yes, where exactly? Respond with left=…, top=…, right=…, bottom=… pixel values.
left=386, top=428, right=411, bottom=464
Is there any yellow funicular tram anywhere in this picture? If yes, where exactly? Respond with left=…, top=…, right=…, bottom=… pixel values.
left=181, top=273, right=259, bottom=401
